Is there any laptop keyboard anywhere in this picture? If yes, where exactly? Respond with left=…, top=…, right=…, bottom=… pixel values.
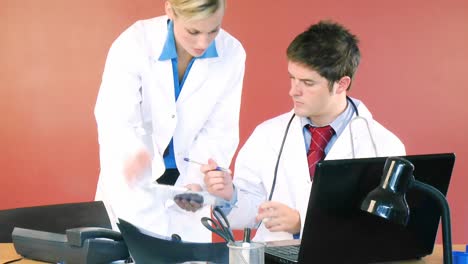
left=265, top=245, right=300, bottom=262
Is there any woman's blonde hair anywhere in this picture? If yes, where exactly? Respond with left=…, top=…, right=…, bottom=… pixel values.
left=168, top=0, right=225, bottom=20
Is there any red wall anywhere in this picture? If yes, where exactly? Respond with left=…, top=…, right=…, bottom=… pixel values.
left=1, top=1, right=467, bottom=243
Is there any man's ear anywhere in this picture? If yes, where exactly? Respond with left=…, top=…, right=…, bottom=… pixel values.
left=165, top=1, right=175, bottom=20
left=335, top=76, right=351, bottom=94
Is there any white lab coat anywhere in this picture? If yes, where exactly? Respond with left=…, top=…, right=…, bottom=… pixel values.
left=94, top=16, right=245, bottom=242
left=228, top=102, right=406, bottom=242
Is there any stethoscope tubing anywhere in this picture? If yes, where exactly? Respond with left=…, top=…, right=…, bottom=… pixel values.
left=268, top=96, right=363, bottom=201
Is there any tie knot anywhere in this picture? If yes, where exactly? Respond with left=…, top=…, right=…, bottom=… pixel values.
left=307, top=124, right=333, bottom=135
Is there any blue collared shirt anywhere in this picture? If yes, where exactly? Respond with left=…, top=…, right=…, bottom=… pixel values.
left=301, top=97, right=360, bottom=154
left=159, top=20, right=218, bottom=169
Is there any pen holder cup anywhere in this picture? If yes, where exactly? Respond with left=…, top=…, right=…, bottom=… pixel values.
left=227, top=241, right=265, bottom=264
left=453, top=245, right=468, bottom=264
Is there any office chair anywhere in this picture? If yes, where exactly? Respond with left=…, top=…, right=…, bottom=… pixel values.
left=0, top=201, right=112, bottom=242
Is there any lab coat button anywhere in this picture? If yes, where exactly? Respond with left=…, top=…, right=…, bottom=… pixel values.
left=171, top=114, right=176, bottom=119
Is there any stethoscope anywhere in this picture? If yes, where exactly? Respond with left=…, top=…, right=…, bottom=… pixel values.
left=267, top=96, right=377, bottom=201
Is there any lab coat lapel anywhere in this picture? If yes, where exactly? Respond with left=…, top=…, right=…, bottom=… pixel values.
left=326, top=126, right=353, bottom=160
left=146, top=17, right=176, bottom=108
left=150, top=59, right=176, bottom=103
left=326, top=103, right=376, bottom=160
left=278, top=116, right=311, bottom=214
left=176, top=58, right=220, bottom=104
left=145, top=58, right=176, bottom=167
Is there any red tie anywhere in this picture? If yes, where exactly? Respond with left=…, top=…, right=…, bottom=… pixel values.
left=307, top=125, right=334, bottom=180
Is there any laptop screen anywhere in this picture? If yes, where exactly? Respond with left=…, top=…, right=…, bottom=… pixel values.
left=298, top=153, right=455, bottom=263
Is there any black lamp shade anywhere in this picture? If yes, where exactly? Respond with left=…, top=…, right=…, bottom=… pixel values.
left=360, top=156, right=453, bottom=264
left=360, top=157, right=415, bottom=226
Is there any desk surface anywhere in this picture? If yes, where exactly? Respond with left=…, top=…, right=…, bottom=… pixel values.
left=0, top=243, right=465, bottom=263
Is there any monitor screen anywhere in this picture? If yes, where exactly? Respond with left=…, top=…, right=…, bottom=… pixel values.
left=299, top=153, right=455, bottom=263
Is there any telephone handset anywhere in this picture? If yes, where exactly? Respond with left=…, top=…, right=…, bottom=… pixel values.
left=66, top=227, right=124, bottom=247
left=12, top=226, right=130, bottom=264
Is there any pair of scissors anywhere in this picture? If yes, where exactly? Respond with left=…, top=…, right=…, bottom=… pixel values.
left=201, top=206, right=235, bottom=243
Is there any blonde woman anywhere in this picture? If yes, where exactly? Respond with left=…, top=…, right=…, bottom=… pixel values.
left=94, top=0, right=245, bottom=242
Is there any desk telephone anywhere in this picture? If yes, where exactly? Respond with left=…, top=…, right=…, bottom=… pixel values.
left=12, top=226, right=129, bottom=263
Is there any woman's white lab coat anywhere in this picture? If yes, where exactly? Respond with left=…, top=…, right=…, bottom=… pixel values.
left=228, top=102, right=406, bottom=242
left=94, top=16, right=245, bottom=242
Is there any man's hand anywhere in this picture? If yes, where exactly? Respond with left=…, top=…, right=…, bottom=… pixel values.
left=201, top=158, right=234, bottom=201
left=174, top=184, right=204, bottom=212
left=256, top=201, right=301, bottom=234
left=123, top=148, right=151, bottom=184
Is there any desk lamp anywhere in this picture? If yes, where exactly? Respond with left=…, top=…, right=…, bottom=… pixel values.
left=360, top=156, right=453, bottom=264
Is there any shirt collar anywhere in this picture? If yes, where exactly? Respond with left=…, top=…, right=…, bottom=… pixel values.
left=159, top=20, right=218, bottom=61
left=300, top=97, right=360, bottom=137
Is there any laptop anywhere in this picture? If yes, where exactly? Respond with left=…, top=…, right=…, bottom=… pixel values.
left=265, top=153, right=455, bottom=263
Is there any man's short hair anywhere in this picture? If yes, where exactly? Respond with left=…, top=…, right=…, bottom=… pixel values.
left=286, top=20, right=361, bottom=91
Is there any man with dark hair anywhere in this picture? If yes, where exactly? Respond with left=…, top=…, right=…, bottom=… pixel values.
left=201, top=20, right=406, bottom=242
left=287, top=20, right=360, bottom=91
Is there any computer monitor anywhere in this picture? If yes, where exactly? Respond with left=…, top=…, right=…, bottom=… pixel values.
left=298, top=153, right=455, bottom=263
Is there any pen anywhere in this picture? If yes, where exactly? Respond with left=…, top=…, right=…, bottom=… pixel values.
left=183, top=158, right=230, bottom=172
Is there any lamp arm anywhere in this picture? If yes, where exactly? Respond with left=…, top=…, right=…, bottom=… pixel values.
left=412, top=180, right=452, bottom=264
